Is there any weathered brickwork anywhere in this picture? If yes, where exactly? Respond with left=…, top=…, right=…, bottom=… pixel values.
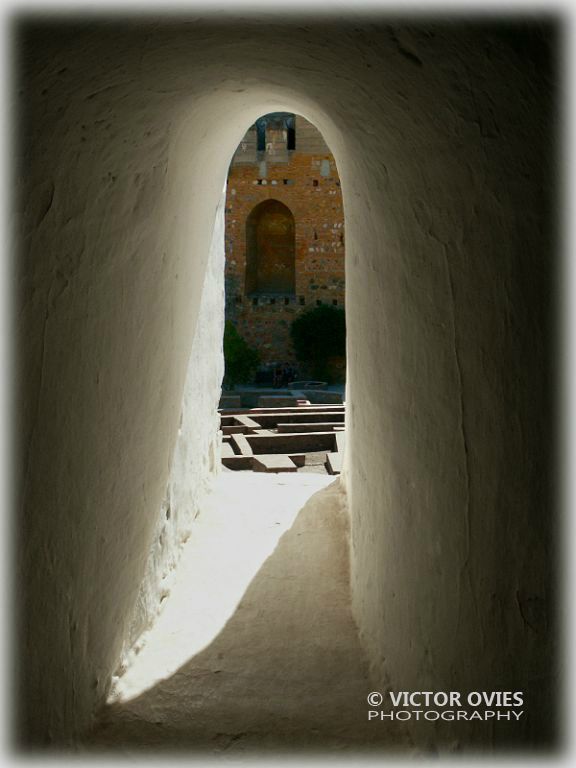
left=225, top=114, right=345, bottom=366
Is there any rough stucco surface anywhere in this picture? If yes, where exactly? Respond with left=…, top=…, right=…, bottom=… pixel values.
left=16, top=17, right=556, bottom=749
left=118, top=191, right=225, bottom=673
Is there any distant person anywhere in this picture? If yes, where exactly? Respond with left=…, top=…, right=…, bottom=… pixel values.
left=274, top=365, right=282, bottom=388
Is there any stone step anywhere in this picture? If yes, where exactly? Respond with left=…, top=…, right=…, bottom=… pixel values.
left=326, top=452, right=343, bottom=475
left=230, top=433, right=254, bottom=456
left=220, top=404, right=344, bottom=417
left=276, top=422, right=342, bottom=433
left=221, top=425, right=248, bottom=435
left=247, top=431, right=337, bottom=454
left=221, top=442, right=236, bottom=458
left=231, top=411, right=345, bottom=429
left=220, top=452, right=308, bottom=471
left=234, top=414, right=261, bottom=430
left=252, top=454, right=298, bottom=473
left=221, top=455, right=254, bottom=471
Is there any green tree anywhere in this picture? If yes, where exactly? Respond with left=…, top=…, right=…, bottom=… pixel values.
left=290, top=304, right=346, bottom=381
left=223, top=321, right=260, bottom=389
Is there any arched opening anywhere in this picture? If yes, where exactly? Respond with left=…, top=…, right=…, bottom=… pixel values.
left=245, top=200, right=296, bottom=296
left=95, top=110, right=350, bottom=718
left=223, top=111, right=346, bottom=391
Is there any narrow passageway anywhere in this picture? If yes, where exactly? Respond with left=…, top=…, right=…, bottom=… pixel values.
left=84, top=474, right=409, bottom=754
left=16, top=17, right=556, bottom=752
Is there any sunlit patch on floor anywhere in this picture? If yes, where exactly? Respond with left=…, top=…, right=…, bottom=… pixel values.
left=109, top=472, right=334, bottom=703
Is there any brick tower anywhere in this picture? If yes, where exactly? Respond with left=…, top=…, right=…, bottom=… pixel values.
left=224, top=113, right=345, bottom=378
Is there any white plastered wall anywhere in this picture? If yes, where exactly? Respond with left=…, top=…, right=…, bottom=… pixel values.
left=116, top=188, right=226, bottom=675
left=16, top=18, right=555, bottom=748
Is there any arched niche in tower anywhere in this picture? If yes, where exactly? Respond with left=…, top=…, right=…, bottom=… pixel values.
left=245, top=199, right=296, bottom=296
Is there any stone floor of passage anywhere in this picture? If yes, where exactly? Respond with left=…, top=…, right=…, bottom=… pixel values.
left=82, top=472, right=411, bottom=757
